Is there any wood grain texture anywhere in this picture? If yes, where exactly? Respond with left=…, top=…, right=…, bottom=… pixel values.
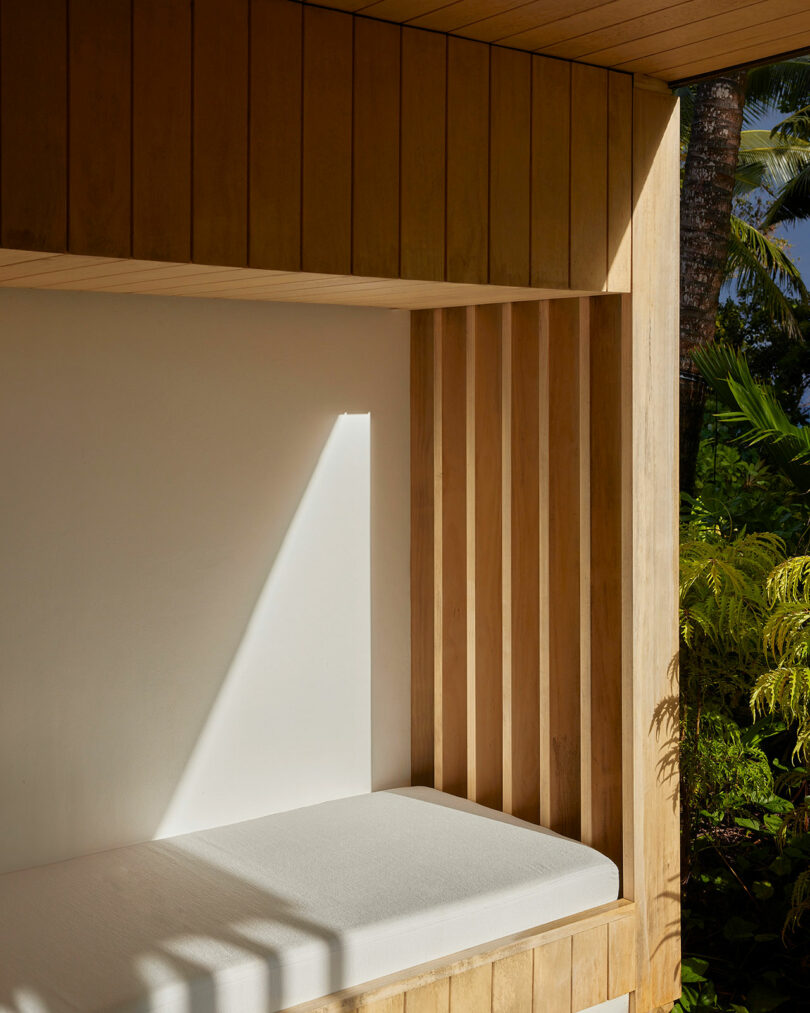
left=588, top=294, right=625, bottom=869
left=193, top=0, right=248, bottom=266
left=0, top=0, right=67, bottom=252
left=302, top=5, right=353, bottom=274
left=250, top=0, right=302, bottom=271
left=132, top=0, right=191, bottom=263
left=628, top=81, right=681, bottom=1011
left=530, top=56, right=570, bottom=289
left=412, top=311, right=436, bottom=787
left=533, top=936, right=572, bottom=1013
left=449, top=965, right=492, bottom=1012
left=489, top=46, right=531, bottom=287
left=400, top=28, right=446, bottom=281
left=506, top=301, right=542, bottom=823
left=547, top=297, right=584, bottom=840
left=69, top=0, right=131, bottom=257
left=406, top=979, right=450, bottom=1013
left=571, top=925, right=608, bottom=1011
left=366, top=998, right=405, bottom=1013
left=570, top=63, right=608, bottom=290
left=492, top=950, right=533, bottom=1011
left=469, top=304, right=503, bottom=810
left=353, top=17, right=401, bottom=278
left=608, top=912, right=637, bottom=999
left=607, top=73, right=633, bottom=293
left=436, top=307, right=468, bottom=797
left=446, top=37, right=489, bottom=284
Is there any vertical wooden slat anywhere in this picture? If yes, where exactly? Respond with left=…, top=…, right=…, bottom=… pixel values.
left=469, top=304, right=503, bottom=810
left=506, top=301, right=541, bottom=823
left=489, top=46, right=531, bottom=287
left=367, top=998, right=405, bottom=1013
left=578, top=297, right=593, bottom=847
left=446, top=37, right=489, bottom=284
left=492, top=950, right=533, bottom=1012
left=547, top=298, right=585, bottom=840
left=608, top=914, right=637, bottom=998
left=132, top=0, right=191, bottom=263
left=0, top=0, right=67, bottom=252
left=406, top=979, right=450, bottom=1013
left=629, top=81, right=682, bottom=1012
left=531, top=57, right=570, bottom=289
left=69, top=0, right=131, bottom=258
left=353, top=17, right=400, bottom=278
left=412, top=310, right=436, bottom=787
left=436, top=307, right=468, bottom=798
left=607, top=73, right=633, bottom=292
left=250, top=0, right=302, bottom=271
left=193, top=0, right=248, bottom=266
left=571, top=925, right=609, bottom=1011
left=450, top=965, right=492, bottom=1012
left=570, top=63, right=608, bottom=291
left=302, top=4, right=353, bottom=274
left=537, top=301, right=551, bottom=827
left=533, top=937, right=572, bottom=1013
left=588, top=295, right=625, bottom=867
left=401, top=28, right=446, bottom=281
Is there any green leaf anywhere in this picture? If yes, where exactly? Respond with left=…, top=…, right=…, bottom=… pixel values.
left=681, top=956, right=709, bottom=983
left=723, top=915, right=758, bottom=940
left=735, top=816, right=762, bottom=831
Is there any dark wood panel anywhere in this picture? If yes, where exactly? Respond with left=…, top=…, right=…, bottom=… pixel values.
left=570, top=63, right=608, bottom=290
left=353, top=17, right=401, bottom=278
left=446, top=37, right=489, bottom=284
left=69, top=0, right=131, bottom=258
left=250, top=0, right=303, bottom=271
left=607, top=72, right=633, bottom=292
left=302, top=5, right=353, bottom=274
left=133, top=0, right=192, bottom=263
left=531, top=56, right=570, bottom=289
left=471, top=304, right=503, bottom=810
left=489, top=47, right=531, bottom=287
left=411, top=310, right=436, bottom=787
left=193, top=0, right=249, bottom=267
left=0, top=0, right=67, bottom=252
left=400, top=28, right=446, bottom=282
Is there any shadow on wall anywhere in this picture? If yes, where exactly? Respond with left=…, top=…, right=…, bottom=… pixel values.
left=0, top=289, right=410, bottom=875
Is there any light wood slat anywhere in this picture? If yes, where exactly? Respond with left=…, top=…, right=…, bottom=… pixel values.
left=449, top=964, right=492, bottom=1012
left=366, top=998, right=405, bottom=1013
left=412, top=311, right=437, bottom=788
left=629, top=81, right=681, bottom=1012
left=607, top=73, right=633, bottom=293
left=578, top=298, right=593, bottom=849
left=532, top=936, right=572, bottom=1013
left=436, top=308, right=468, bottom=797
left=588, top=295, right=625, bottom=869
left=352, top=17, right=401, bottom=278
left=132, top=0, right=191, bottom=263
left=0, top=251, right=59, bottom=268
left=359, top=0, right=443, bottom=20
left=458, top=1, right=598, bottom=44
left=492, top=950, right=533, bottom=1012
left=400, top=28, right=446, bottom=282
left=446, top=37, right=489, bottom=285
left=250, top=0, right=303, bottom=271
left=571, top=925, right=608, bottom=1011
left=69, top=0, right=131, bottom=258
left=506, top=301, right=541, bottom=823
left=411, top=1, right=533, bottom=32
left=193, top=0, right=248, bottom=267
left=530, top=57, right=570, bottom=289
left=44, top=263, right=240, bottom=293
left=608, top=912, right=637, bottom=998
left=405, top=979, right=450, bottom=1013
left=536, top=301, right=551, bottom=827
left=489, top=47, right=531, bottom=287
left=546, top=298, right=584, bottom=840
left=469, top=305, right=503, bottom=810
left=0, top=255, right=119, bottom=283
left=570, top=64, right=608, bottom=291
left=302, top=5, right=353, bottom=274
left=0, top=0, right=67, bottom=252
left=494, top=0, right=671, bottom=52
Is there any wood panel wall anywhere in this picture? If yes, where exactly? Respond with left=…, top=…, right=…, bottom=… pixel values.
left=0, top=0, right=632, bottom=293
left=411, top=295, right=627, bottom=858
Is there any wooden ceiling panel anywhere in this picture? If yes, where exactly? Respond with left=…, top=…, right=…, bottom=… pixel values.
left=304, top=1, right=810, bottom=82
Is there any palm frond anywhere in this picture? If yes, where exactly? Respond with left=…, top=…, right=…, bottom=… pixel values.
left=745, top=58, right=810, bottom=120
left=737, top=130, right=810, bottom=189
left=764, top=163, right=810, bottom=226
left=771, top=104, right=810, bottom=142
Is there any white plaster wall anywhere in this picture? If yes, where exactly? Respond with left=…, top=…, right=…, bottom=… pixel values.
left=0, top=288, right=411, bottom=874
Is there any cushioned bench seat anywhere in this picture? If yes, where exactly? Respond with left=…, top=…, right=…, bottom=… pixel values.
left=0, top=787, right=625, bottom=1012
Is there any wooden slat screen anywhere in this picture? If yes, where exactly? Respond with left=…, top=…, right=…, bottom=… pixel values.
left=0, top=0, right=632, bottom=295
left=411, top=295, right=627, bottom=861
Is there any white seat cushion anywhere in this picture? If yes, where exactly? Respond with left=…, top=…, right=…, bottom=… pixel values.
left=0, top=787, right=620, bottom=1012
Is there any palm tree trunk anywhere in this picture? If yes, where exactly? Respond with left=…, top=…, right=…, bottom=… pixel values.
left=680, top=70, right=747, bottom=495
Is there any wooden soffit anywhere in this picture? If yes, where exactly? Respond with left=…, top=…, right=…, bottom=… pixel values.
left=308, top=1, right=810, bottom=84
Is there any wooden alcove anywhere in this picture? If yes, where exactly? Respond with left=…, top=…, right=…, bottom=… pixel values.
left=9, top=0, right=805, bottom=1010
